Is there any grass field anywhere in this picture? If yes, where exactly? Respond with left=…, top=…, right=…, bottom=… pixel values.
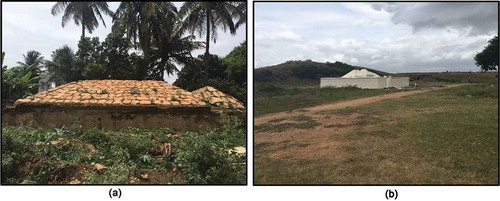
left=2, top=116, right=246, bottom=184
left=254, top=72, right=498, bottom=116
left=254, top=82, right=498, bottom=184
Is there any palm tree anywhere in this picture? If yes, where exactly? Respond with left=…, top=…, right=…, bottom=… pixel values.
left=17, top=50, right=45, bottom=78
left=114, top=2, right=202, bottom=79
left=51, top=2, right=114, bottom=38
left=114, top=2, right=176, bottom=59
left=179, top=2, right=246, bottom=79
left=45, top=45, right=82, bottom=85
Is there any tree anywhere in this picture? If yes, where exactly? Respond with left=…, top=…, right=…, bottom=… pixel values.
left=179, top=2, right=246, bottom=79
left=2, top=52, right=39, bottom=101
left=51, top=2, right=114, bottom=38
left=475, top=35, right=499, bottom=72
left=114, top=2, right=202, bottom=79
left=17, top=50, right=45, bottom=81
left=45, top=45, right=82, bottom=85
left=223, top=41, right=246, bottom=85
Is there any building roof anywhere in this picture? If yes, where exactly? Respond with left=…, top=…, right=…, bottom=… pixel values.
left=341, top=69, right=380, bottom=78
left=192, top=86, right=245, bottom=110
left=15, top=80, right=207, bottom=107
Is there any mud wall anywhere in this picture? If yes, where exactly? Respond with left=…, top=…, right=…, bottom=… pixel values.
left=2, top=105, right=224, bottom=132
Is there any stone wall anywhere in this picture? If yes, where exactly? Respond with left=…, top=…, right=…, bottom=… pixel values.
left=1, top=105, right=228, bottom=132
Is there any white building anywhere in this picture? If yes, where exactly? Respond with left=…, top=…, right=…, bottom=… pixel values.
left=320, top=69, right=409, bottom=89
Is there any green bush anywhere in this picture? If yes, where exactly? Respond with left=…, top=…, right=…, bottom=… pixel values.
left=175, top=132, right=245, bottom=184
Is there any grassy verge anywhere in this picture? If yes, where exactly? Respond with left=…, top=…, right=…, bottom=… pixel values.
left=254, top=86, right=402, bottom=116
left=255, top=83, right=498, bottom=184
left=2, top=116, right=246, bottom=184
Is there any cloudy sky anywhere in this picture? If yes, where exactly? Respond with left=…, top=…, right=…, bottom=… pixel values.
left=255, top=2, right=498, bottom=73
left=2, top=2, right=246, bottom=83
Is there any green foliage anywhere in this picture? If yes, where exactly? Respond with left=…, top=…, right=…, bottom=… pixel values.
left=224, top=42, right=247, bottom=85
left=174, top=116, right=246, bottom=184
left=84, top=164, right=130, bottom=184
left=2, top=118, right=244, bottom=184
left=2, top=65, right=39, bottom=100
left=475, top=35, right=498, bottom=71
left=82, top=63, right=108, bottom=80
left=174, top=132, right=245, bottom=184
left=174, top=52, right=246, bottom=104
left=45, top=45, right=83, bottom=85
left=100, top=89, right=108, bottom=94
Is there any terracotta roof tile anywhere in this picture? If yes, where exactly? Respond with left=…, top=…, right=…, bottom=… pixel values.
left=15, top=80, right=208, bottom=108
left=193, top=86, right=245, bottom=111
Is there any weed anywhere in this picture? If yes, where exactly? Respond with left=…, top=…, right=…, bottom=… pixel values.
left=171, top=96, right=179, bottom=101
left=130, top=86, right=140, bottom=94
left=100, top=90, right=108, bottom=94
left=152, top=88, right=158, bottom=92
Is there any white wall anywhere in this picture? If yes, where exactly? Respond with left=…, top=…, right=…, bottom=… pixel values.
left=320, top=77, right=409, bottom=89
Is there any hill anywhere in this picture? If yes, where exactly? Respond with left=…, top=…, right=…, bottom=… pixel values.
left=254, top=60, right=389, bottom=85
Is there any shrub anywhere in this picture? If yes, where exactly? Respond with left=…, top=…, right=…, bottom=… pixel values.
left=175, top=132, right=245, bottom=184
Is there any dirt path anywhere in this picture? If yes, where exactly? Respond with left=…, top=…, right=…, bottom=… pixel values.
left=255, top=84, right=467, bottom=125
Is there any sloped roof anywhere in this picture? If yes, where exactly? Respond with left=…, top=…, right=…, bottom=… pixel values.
left=341, top=69, right=380, bottom=78
left=15, top=80, right=207, bottom=107
left=193, top=86, right=245, bottom=110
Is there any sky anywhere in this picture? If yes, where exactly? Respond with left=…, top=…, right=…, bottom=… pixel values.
left=255, top=2, right=498, bottom=73
left=1, top=2, right=246, bottom=83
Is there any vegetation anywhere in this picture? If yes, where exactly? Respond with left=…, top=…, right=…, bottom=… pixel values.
left=2, top=117, right=246, bottom=184
left=180, top=2, right=246, bottom=79
left=175, top=42, right=247, bottom=103
left=255, top=85, right=397, bottom=116
left=255, top=82, right=498, bottom=184
left=475, top=35, right=498, bottom=72
left=2, top=52, right=41, bottom=101
left=254, top=60, right=388, bottom=84
left=51, top=2, right=114, bottom=38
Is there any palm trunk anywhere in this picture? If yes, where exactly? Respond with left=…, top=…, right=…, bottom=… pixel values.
left=204, top=10, right=210, bottom=80
left=82, top=24, right=85, bottom=38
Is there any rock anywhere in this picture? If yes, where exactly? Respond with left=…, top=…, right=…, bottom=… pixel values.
left=234, top=146, right=246, bottom=154
left=50, top=140, right=60, bottom=145
left=94, top=163, right=107, bottom=170
left=69, top=179, right=81, bottom=184
left=140, top=174, right=149, bottom=180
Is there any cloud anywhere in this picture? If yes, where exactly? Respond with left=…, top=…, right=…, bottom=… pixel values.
left=371, top=2, right=499, bottom=35
left=255, top=2, right=498, bottom=73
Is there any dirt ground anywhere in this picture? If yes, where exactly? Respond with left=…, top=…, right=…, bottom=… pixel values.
left=254, top=84, right=467, bottom=164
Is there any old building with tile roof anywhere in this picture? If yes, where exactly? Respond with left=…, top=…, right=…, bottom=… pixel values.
left=193, top=86, right=245, bottom=111
left=15, top=80, right=207, bottom=108
left=2, top=80, right=236, bottom=131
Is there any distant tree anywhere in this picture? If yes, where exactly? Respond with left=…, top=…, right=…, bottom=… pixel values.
left=179, top=2, right=245, bottom=79
left=2, top=52, right=39, bottom=100
left=17, top=50, right=45, bottom=82
left=51, top=2, right=114, bottom=38
left=223, top=41, right=246, bottom=85
left=114, top=2, right=202, bottom=79
left=475, top=35, right=498, bottom=72
left=45, top=45, right=82, bottom=85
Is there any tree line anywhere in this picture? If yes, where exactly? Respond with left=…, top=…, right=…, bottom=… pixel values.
left=2, top=2, right=246, bottom=102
